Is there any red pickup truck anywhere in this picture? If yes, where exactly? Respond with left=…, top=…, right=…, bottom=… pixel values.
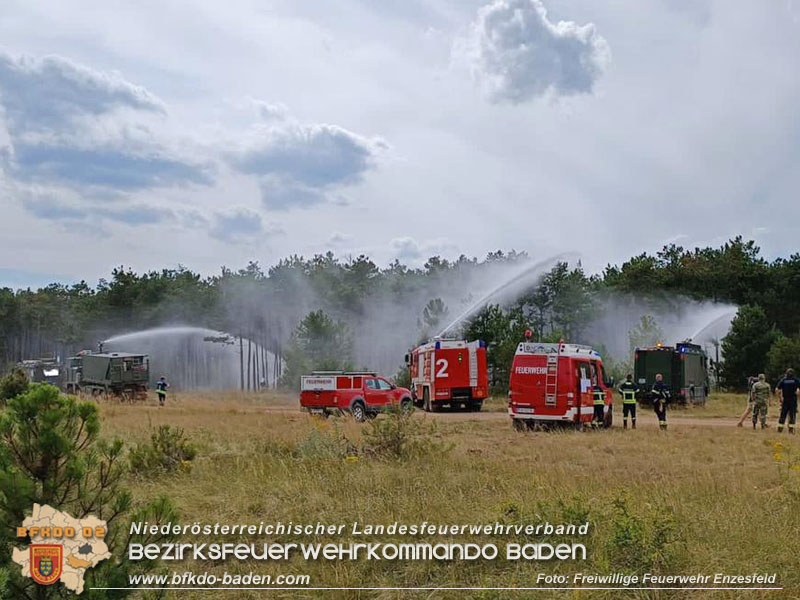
left=300, top=371, right=413, bottom=422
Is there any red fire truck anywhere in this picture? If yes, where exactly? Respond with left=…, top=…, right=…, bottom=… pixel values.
left=300, top=371, right=412, bottom=422
left=508, top=341, right=613, bottom=430
left=405, top=339, right=489, bottom=412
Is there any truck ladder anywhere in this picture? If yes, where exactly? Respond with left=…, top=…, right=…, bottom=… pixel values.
left=545, top=349, right=559, bottom=406
left=467, top=341, right=479, bottom=387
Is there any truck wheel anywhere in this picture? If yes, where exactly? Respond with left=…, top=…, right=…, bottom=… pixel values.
left=400, top=398, right=412, bottom=414
left=351, top=401, right=367, bottom=423
left=469, top=402, right=483, bottom=412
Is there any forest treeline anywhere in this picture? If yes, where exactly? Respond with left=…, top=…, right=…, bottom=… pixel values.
left=1, top=237, right=798, bottom=390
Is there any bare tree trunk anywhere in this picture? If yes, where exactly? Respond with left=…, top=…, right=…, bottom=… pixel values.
left=246, top=335, right=252, bottom=391
left=262, top=329, right=269, bottom=388
left=239, top=333, right=244, bottom=391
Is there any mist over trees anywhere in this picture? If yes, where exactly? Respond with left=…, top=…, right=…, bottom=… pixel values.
left=1, top=237, right=798, bottom=391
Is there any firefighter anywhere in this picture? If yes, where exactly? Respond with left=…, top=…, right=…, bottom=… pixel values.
left=775, top=368, right=800, bottom=434
left=652, top=373, right=670, bottom=431
left=750, top=373, right=771, bottom=430
left=156, top=376, right=169, bottom=407
left=618, top=374, right=638, bottom=430
left=592, top=384, right=606, bottom=428
left=737, top=374, right=758, bottom=427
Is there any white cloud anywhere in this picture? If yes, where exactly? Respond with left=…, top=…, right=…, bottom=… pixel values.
left=0, top=50, right=211, bottom=191
left=461, top=0, right=610, bottom=103
left=0, top=51, right=164, bottom=131
left=391, top=236, right=422, bottom=259
left=209, top=206, right=279, bottom=243
left=390, top=236, right=460, bottom=263
left=327, top=232, right=353, bottom=247
left=258, top=176, right=329, bottom=210
left=227, top=103, right=387, bottom=210
left=230, top=120, right=385, bottom=186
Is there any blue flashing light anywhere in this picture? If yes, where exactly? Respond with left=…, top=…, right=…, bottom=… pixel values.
left=435, top=341, right=441, bottom=350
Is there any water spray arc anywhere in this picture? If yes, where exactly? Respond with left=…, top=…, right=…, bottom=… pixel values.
left=437, top=255, right=572, bottom=338
left=103, top=326, right=277, bottom=390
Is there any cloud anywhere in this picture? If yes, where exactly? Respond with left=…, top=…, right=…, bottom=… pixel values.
left=461, top=0, right=610, bottom=103
left=259, top=176, right=328, bottom=210
left=0, top=51, right=164, bottom=132
left=11, top=144, right=211, bottom=189
left=95, top=204, right=175, bottom=226
left=0, top=50, right=211, bottom=191
left=21, top=193, right=175, bottom=226
left=251, top=99, right=290, bottom=121
left=391, top=236, right=461, bottom=263
left=391, top=236, right=423, bottom=260
left=209, top=207, right=269, bottom=243
left=327, top=232, right=353, bottom=247
left=231, top=121, right=383, bottom=187
left=228, top=104, right=386, bottom=210
left=23, top=195, right=87, bottom=221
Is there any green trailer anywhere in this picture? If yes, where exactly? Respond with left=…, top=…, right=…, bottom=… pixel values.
left=68, top=352, right=150, bottom=402
left=634, top=342, right=709, bottom=405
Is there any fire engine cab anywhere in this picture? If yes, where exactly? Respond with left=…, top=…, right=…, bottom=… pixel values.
left=508, top=340, right=613, bottom=430
left=406, top=338, right=488, bottom=412
left=300, top=371, right=412, bottom=422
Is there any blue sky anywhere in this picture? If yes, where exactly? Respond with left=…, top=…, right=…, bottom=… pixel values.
left=0, top=0, right=798, bottom=289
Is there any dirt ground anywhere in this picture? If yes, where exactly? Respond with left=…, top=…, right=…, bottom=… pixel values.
left=146, top=389, right=758, bottom=429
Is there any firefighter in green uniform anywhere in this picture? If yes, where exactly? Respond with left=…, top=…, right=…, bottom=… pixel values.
left=592, top=384, right=606, bottom=428
left=618, top=374, right=639, bottom=430
left=750, top=373, right=771, bottom=430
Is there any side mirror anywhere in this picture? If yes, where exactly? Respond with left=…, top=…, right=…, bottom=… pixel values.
left=404, top=353, right=410, bottom=366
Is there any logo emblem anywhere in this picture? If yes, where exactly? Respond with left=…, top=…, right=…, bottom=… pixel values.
left=30, top=545, right=62, bottom=585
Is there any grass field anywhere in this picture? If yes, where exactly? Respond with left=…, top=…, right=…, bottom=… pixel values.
left=101, top=391, right=800, bottom=599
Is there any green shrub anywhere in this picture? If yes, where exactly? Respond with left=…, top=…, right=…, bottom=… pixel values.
left=0, top=384, right=179, bottom=598
left=606, top=496, right=682, bottom=573
left=362, top=405, right=451, bottom=461
left=0, top=369, right=28, bottom=404
left=129, top=425, right=197, bottom=476
left=297, top=424, right=353, bottom=460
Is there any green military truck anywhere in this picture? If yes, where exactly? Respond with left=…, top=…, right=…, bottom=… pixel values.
left=66, top=352, right=150, bottom=402
left=633, top=342, right=709, bottom=405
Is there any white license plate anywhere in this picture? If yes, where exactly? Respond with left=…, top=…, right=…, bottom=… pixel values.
left=516, top=406, right=535, bottom=414
left=310, top=408, right=325, bottom=414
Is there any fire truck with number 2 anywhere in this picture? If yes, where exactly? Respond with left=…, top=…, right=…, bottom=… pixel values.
left=405, top=338, right=488, bottom=412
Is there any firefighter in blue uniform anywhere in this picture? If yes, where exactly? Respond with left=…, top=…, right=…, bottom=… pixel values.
left=776, top=368, right=800, bottom=433
left=652, top=373, right=670, bottom=431
left=156, top=376, right=169, bottom=407
left=618, top=374, right=639, bottom=430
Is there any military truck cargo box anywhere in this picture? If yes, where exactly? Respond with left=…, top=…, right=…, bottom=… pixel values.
left=71, top=352, right=149, bottom=401
left=634, top=342, right=709, bottom=405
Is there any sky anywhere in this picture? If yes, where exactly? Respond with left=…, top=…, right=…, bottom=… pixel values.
left=0, top=0, right=798, bottom=289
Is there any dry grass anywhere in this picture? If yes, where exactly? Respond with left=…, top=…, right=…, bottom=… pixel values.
left=97, top=392, right=800, bottom=599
